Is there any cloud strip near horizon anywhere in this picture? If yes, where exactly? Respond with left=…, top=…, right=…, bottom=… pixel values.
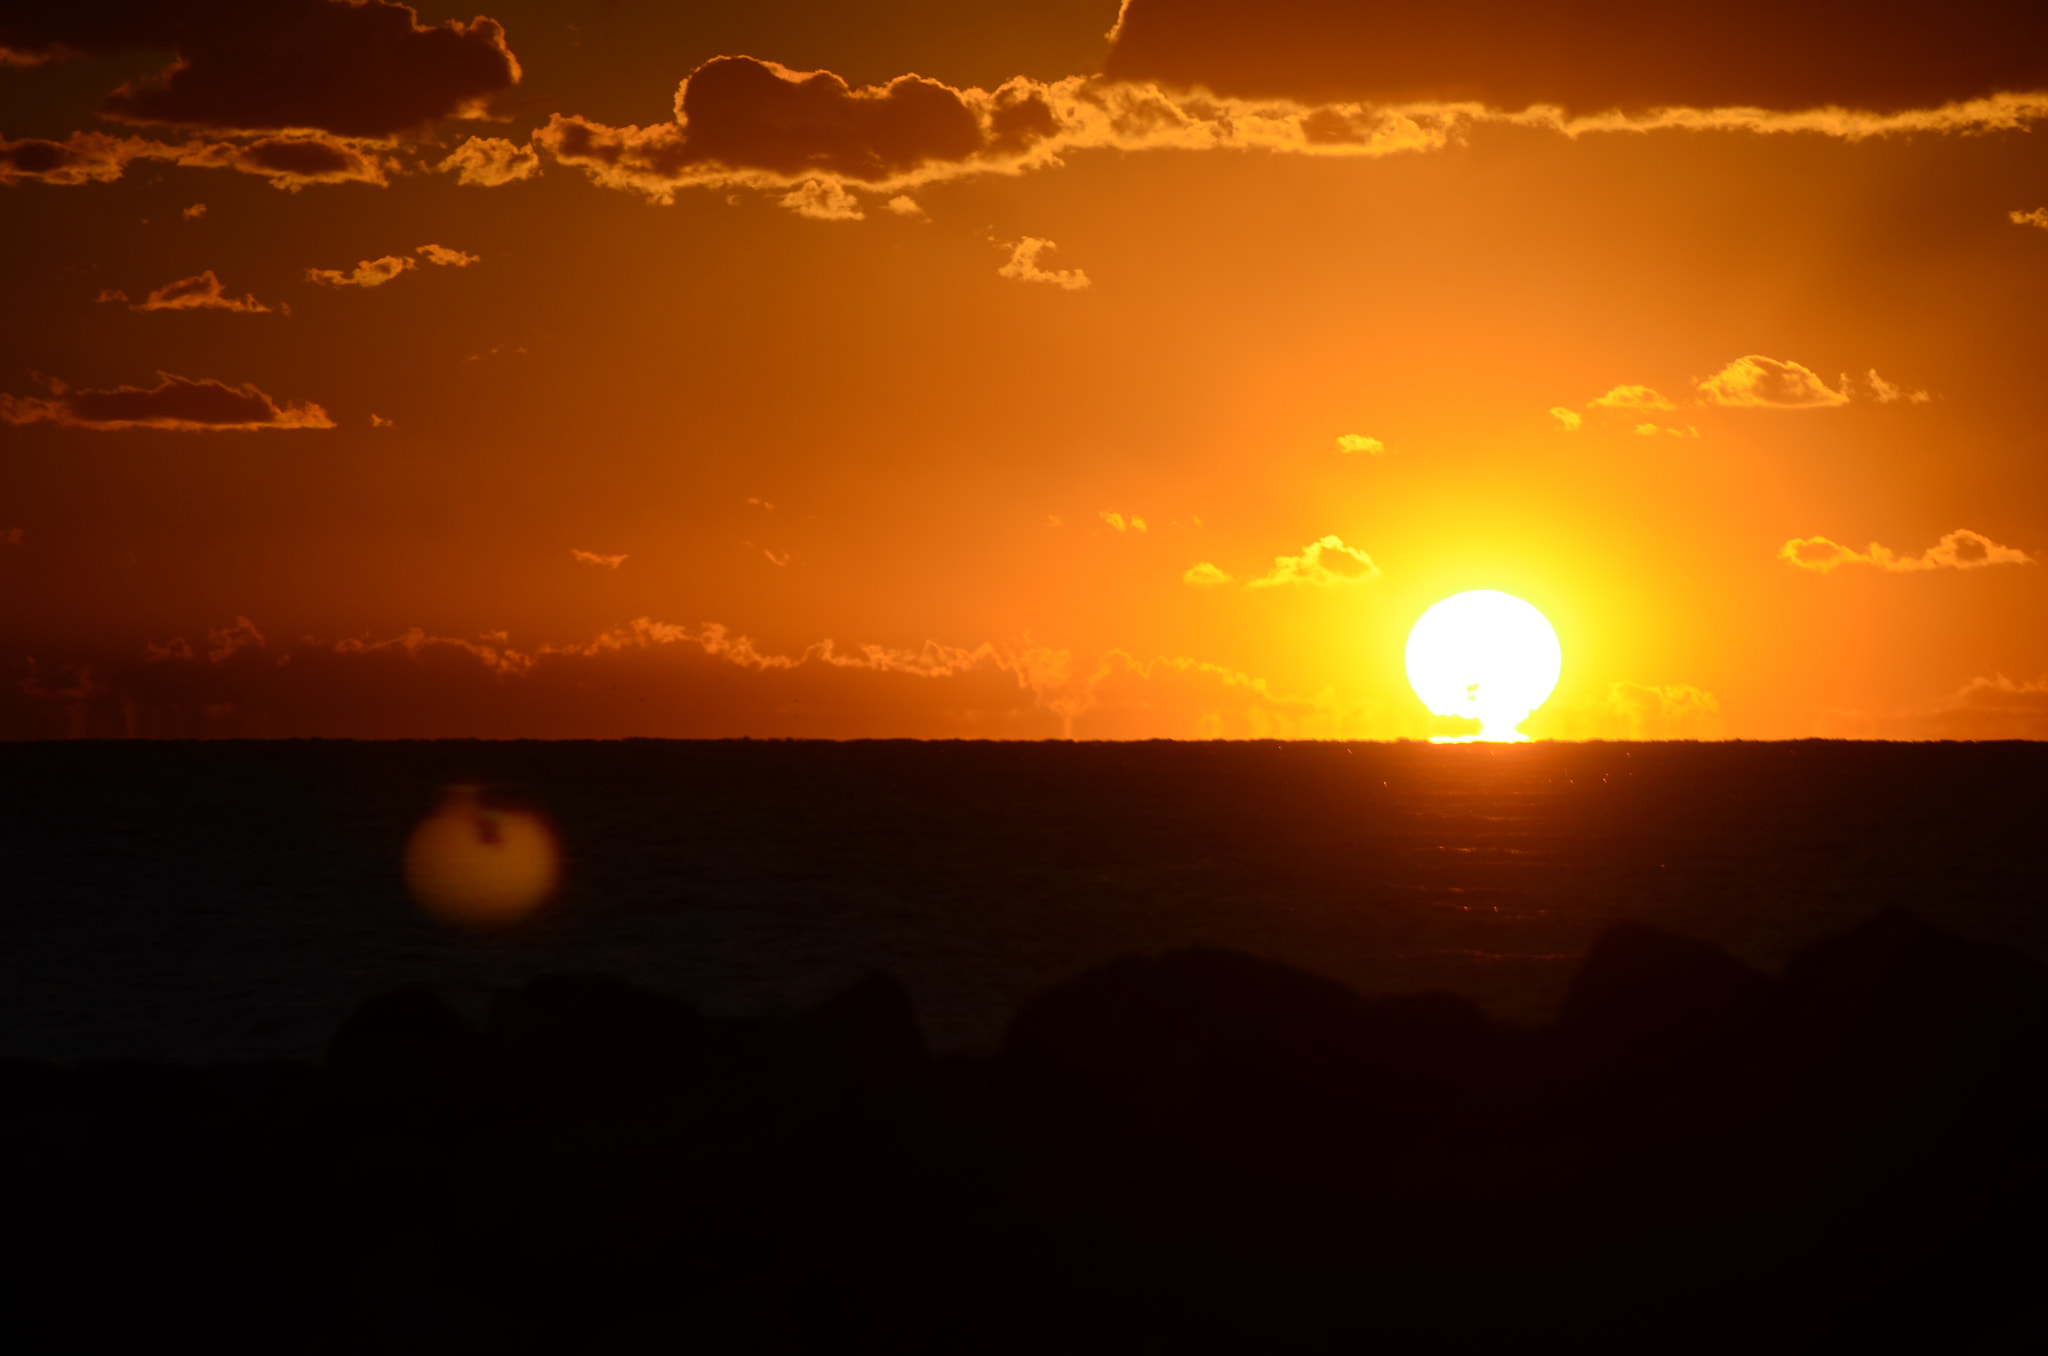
left=1779, top=529, right=2031, bottom=573
left=3, top=615, right=1393, bottom=741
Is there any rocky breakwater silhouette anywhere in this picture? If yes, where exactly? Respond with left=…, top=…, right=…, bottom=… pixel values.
left=4, top=911, right=2044, bottom=1352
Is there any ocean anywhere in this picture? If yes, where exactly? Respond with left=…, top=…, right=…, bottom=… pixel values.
left=5, top=738, right=2044, bottom=1063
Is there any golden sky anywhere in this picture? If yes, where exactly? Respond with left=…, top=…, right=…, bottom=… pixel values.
left=4, top=0, right=2046, bottom=739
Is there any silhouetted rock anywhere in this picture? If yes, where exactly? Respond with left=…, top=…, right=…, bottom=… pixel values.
left=322, top=984, right=481, bottom=1109
left=487, top=973, right=703, bottom=1122
left=7, top=911, right=2046, bottom=1354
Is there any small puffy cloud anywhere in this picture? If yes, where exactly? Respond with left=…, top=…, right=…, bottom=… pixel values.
left=1778, top=528, right=2031, bottom=573
left=570, top=549, right=627, bottom=569
left=4, top=1, right=523, bottom=139
left=369, top=413, right=394, bottom=429
left=1246, top=534, right=1380, bottom=589
left=779, top=177, right=864, bottom=220
left=1697, top=355, right=1849, bottom=409
left=1549, top=407, right=1582, bottom=432
left=1099, top=511, right=1146, bottom=532
left=1588, top=384, right=1676, bottom=410
left=2, top=527, right=22, bottom=547
left=307, top=254, right=414, bottom=288
left=1334, top=433, right=1384, bottom=455
left=128, top=270, right=271, bottom=313
left=416, top=243, right=479, bottom=267
left=747, top=497, right=775, bottom=511
left=999, top=237, right=1090, bottom=290
left=440, top=136, right=540, bottom=187
left=1633, top=422, right=1659, bottom=436
left=2011, top=208, right=2048, bottom=230
left=1865, top=369, right=1931, bottom=404
left=0, top=373, right=333, bottom=432
left=182, top=202, right=206, bottom=220
left=885, top=195, right=926, bottom=218
left=1183, top=561, right=1233, bottom=587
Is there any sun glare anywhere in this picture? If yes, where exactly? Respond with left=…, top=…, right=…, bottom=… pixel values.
left=1405, top=590, right=1562, bottom=741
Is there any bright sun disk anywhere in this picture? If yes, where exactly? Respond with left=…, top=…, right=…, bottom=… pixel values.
left=1405, top=590, right=1562, bottom=741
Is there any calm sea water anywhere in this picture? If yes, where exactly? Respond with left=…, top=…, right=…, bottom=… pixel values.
left=4, top=739, right=2044, bottom=1063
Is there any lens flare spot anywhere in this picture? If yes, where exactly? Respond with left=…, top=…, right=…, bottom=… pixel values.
left=1405, top=590, right=1562, bottom=741
left=403, top=784, right=560, bottom=925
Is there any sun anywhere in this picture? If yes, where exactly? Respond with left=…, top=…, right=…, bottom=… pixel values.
left=1405, top=590, right=1562, bottom=741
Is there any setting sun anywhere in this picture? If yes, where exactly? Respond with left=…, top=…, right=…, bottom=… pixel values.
left=1406, top=591, right=1563, bottom=741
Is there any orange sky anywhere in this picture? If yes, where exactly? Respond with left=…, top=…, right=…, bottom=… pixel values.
left=4, top=0, right=2047, bottom=740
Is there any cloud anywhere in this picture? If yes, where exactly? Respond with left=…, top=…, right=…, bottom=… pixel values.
left=999, top=237, right=1090, bottom=289
left=0, top=373, right=333, bottom=431
left=1817, top=674, right=2048, bottom=741
left=1100, top=0, right=2048, bottom=115
left=1334, top=433, right=1384, bottom=455
left=779, top=177, right=865, bottom=220
left=308, top=243, right=477, bottom=286
left=0, top=1, right=521, bottom=138
left=1697, top=355, right=1850, bottom=409
left=1549, top=407, right=1582, bottom=432
left=2011, top=207, right=2048, bottom=230
left=1588, top=384, right=1675, bottom=410
left=182, top=202, right=206, bottom=220
left=1183, top=561, right=1233, bottom=587
left=125, top=270, right=271, bottom=313
left=1099, top=511, right=1146, bottom=532
left=1865, top=369, right=1931, bottom=403
left=570, top=549, right=627, bottom=569
left=1526, top=680, right=1724, bottom=740
left=533, top=58, right=1477, bottom=205
left=2, top=614, right=1393, bottom=741
left=440, top=135, right=540, bottom=186
left=369, top=413, right=393, bottom=429
left=2, top=527, right=21, bottom=547
left=179, top=134, right=398, bottom=189
left=885, top=195, right=926, bottom=218
left=1245, top=534, right=1380, bottom=589
left=1778, top=528, right=2031, bottom=573
left=307, top=254, right=413, bottom=288
left=415, top=242, right=479, bottom=267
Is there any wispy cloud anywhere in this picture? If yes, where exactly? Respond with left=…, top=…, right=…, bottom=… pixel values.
left=441, top=136, right=540, bottom=187
left=1864, top=369, right=1931, bottom=404
left=306, top=254, right=413, bottom=288
left=120, top=269, right=271, bottom=313
left=1779, top=528, right=2030, bottom=573
left=0, top=373, right=332, bottom=431
left=1334, top=433, right=1385, bottom=455
left=1099, top=510, right=1146, bottom=532
left=1182, top=561, right=1233, bottom=587
left=1588, top=384, right=1675, bottom=410
left=1698, top=355, right=1849, bottom=408
left=1548, top=407, right=1582, bottom=432
left=570, top=549, right=626, bottom=569
left=1245, top=535, right=1381, bottom=589
left=2011, top=207, right=2048, bottom=231
left=780, top=178, right=865, bottom=220
left=999, top=237, right=1090, bottom=290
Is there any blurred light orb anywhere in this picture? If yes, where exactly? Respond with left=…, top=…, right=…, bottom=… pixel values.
left=1405, top=590, right=1562, bottom=742
left=403, top=784, right=560, bottom=925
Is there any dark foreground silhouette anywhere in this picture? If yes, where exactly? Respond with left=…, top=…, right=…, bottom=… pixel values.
left=6, top=911, right=2044, bottom=1353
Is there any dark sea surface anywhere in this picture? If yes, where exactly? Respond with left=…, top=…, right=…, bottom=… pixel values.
left=3, top=739, right=2044, bottom=1064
